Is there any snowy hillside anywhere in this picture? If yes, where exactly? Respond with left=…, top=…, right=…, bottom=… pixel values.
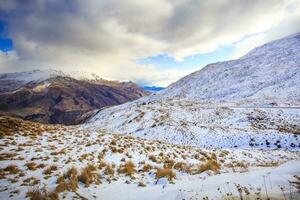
left=84, top=33, right=300, bottom=149
left=161, top=33, right=300, bottom=106
left=1, top=117, right=299, bottom=200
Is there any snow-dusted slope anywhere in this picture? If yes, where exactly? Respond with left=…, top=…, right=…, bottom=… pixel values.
left=161, top=33, right=300, bottom=106
left=84, top=33, right=300, bottom=149
left=0, top=69, right=105, bottom=93
left=1, top=117, right=299, bottom=200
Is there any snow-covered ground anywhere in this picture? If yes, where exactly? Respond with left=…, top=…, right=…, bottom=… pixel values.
left=0, top=117, right=299, bottom=200
left=88, top=161, right=300, bottom=200
left=84, top=99, right=300, bottom=150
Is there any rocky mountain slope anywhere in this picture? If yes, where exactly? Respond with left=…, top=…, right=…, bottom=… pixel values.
left=0, top=70, right=149, bottom=124
left=84, top=33, right=300, bottom=149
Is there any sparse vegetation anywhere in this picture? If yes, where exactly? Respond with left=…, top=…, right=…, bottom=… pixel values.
left=0, top=116, right=299, bottom=199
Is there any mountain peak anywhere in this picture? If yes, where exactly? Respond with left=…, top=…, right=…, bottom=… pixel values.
left=243, top=32, right=300, bottom=59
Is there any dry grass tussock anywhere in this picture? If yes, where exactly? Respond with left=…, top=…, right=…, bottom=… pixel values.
left=155, top=168, right=176, bottom=181
left=3, top=165, right=21, bottom=174
left=78, top=164, right=100, bottom=187
left=56, top=166, right=79, bottom=193
left=195, top=159, right=220, bottom=174
left=26, top=187, right=59, bottom=200
left=43, top=165, right=58, bottom=175
left=118, top=161, right=136, bottom=177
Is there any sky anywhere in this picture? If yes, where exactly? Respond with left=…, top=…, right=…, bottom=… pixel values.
left=0, top=0, right=300, bottom=87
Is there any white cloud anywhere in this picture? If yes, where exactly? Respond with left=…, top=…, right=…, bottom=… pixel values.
left=0, top=0, right=299, bottom=86
left=232, top=0, right=300, bottom=59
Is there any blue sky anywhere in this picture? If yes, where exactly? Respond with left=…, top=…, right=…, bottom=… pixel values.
left=0, top=22, right=13, bottom=52
left=138, top=45, right=235, bottom=72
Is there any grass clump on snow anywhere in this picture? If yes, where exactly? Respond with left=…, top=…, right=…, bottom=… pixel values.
left=155, top=168, right=176, bottom=182
left=118, top=161, right=136, bottom=177
left=56, top=166, right=79, bottom=193
left=196, top=159, right=220, bottom=174
left=26, top=187, right=59, bottom=200
left=78, top=164, right=100, bottom=187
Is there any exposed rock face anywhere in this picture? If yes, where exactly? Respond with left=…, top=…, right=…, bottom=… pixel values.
left=0, top=75, right=149, bottom=125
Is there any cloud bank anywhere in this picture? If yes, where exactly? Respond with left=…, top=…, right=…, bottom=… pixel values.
left=0, top=0, right=299, bottom=86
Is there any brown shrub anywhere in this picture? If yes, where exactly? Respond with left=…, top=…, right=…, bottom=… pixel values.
left=104, top=165, right=115, bottom=176
left=65, top=166, right=78, bottom=179
left=99, top=161, right=107, bottom=169
left=78, top=169, right=92, bottom=187
left=43, top=165, right=58, bottom=175
left=26, top=188, right=44, bottom=200
left=36, top=163, right=46, bottom=169
left=110, top=140, right=117, bottom=145
left=4, top=165, right=21, bottom=174
left=55, top=167, right=79, bottom=193
left=142, top=164, right=153, bottom=172
left=155, top=168, right=176, bottom=181
left=25, top=162, right=37, bottom=171
left=0, top=153, right=18, bottom=161
left=138, top=181, right=146, bottom=187
left=163, top=159, right=175, bottom=169
left=118, top=161, right=136, bottom=177
left=196, top=159, right=220, bottom=174
left=26, top=187, right=59, bottom=200
left=149, top=155, right=157, bottom=162
left=78, top=164, right=99, bottom=187
left=173, top=162, right=186, bottom=171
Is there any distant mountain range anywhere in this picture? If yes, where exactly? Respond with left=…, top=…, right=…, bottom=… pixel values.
left=0, top=70, right=149, bottom=124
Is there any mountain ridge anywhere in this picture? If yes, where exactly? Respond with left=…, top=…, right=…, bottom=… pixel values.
left=0, top=70, right=149, bottom=124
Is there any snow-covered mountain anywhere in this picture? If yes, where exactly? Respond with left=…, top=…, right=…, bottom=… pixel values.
left=161, top=33, right=300, bottom=106
left=84, top=33, right=300, bottom=149
left=0, top=69, right=104, bottom=92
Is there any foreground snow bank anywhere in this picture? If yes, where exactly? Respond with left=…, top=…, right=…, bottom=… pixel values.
left=85, top=160, right=300, bottom=200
